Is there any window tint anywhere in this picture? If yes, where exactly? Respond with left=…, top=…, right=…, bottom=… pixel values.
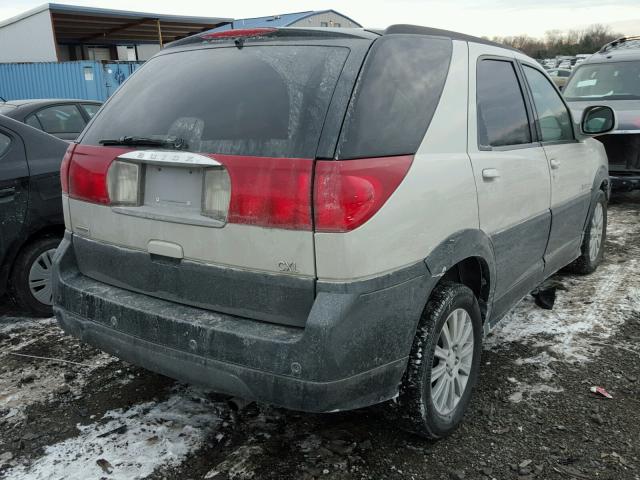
left=35, top=105, right=86, bottom=134
left=81, top=103, right=100, bottom=118
left=25, top=114, right=42, bottom=130
left=477, top=59, right=531, bottom=148
left=82, top=46, right=348, bottom=158
left=523, top=65, right=574, bottom=142
left=337, top=36, right=452, bottom=159
left=0, top=132, right=10, bottom=156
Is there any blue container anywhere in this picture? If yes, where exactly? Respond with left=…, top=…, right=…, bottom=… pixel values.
left=0, top=61, right=143, bottom=101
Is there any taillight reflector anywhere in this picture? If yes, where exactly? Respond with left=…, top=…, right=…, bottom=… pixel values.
left=214, top=155, right=313, bottom=230
left=314, top=156, right=413, bottom=233
left=201, top=28, right=277, bottom=40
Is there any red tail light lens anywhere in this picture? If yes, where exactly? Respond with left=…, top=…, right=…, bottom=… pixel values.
left=68, top=145, right=128, bottom=204
left=314, top=156, right=413, bottom=232
left=60, top=143, right=76, bottom=194
left=215, top=155, right=313, bottom=230
left=201, top=28, right=277, bottom=40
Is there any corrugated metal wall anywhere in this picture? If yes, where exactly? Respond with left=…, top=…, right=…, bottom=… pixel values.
left=0, top=61, right=143, bottom=101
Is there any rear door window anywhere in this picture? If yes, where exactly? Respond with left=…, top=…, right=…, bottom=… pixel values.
left=82, top=46, right=350, bottom=158
left=35, top=105, right=86, bottom=134
left=336, top=35, right=452, bottom=159
left=522, top=65, right=574, bottom=142
left=476, top=59, right=532, bottom=148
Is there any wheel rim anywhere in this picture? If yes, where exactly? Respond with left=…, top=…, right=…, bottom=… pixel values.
left=28, top=248, right=56, bottom=306
left=430, top=308, right=474, bottom=416
left=589, top=202, right=604, bottom=262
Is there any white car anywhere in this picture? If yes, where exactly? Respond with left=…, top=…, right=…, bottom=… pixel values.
left=52, top=25, right=615, bottom=439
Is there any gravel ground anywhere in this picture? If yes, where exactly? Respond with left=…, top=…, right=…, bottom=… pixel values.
left=0, top=192, right=639, bottom=480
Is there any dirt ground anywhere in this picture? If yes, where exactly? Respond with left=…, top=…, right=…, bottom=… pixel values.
left=1, top=192, right=639, bottom=480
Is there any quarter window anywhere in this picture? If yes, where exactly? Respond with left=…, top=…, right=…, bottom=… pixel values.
left=0, top=132, right=11, bottom=157
left=35, top=105, right=86, bottom=134
left=477, top=59, right=531, bottom=148
left=25, top=115, right=42, bottom=130
left=522, top=65, right=574, bottom=142
left=81, top=103, right=100, bottom=118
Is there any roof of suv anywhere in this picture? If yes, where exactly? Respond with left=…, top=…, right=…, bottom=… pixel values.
left=167, top=24, right=518, bottom=52
left=582, top=36, right=640, bottom=64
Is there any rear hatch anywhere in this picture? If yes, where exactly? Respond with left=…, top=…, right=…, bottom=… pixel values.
left=63, top=30, right=373, bottom=327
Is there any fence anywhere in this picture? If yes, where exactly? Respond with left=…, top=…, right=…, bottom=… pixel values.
left=0, top=61, right=143, bottom=102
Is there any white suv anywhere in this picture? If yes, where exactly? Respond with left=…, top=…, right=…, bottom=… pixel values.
left=52, top=25, right=615, bottom=438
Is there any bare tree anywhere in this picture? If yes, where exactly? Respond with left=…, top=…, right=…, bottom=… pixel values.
left=491, top=24, right=623, bottom=58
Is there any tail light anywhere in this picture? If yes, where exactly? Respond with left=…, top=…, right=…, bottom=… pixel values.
left=65, top=146, right=409, bottom=232
left=107, top=161, right=141, bottom=206
left=67, top=145, right=128, bottom=204
left=202, top=167, right=232, bottom=222
left=60, top=143, right=76, bottom=194
left=313, top=156, right=413, bottom=233
left=218, top=155, right=313, bottom=230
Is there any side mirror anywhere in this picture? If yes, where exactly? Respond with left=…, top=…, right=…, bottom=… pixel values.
left=581, top=105, right=616, bottom=136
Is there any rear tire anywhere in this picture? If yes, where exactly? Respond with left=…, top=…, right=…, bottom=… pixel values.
left=566, top=190, right=607, bottom=275
left=10, top=236, right=61, bottom=317
left=393, top=281, right=482, bottom=439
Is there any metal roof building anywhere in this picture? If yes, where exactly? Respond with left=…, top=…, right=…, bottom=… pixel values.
left=0, top=3, right=231, bottom=63
left=213, top=10, right=361, bottom=31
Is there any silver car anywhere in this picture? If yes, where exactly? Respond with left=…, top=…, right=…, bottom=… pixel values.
left=564, top=37, right=640, bottom=192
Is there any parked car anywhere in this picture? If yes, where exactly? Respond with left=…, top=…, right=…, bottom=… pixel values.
left=564, top=37, right=640, bottom=192
left=0, top=99, right=101, bottom=141
left=547, top=68, right=572, bottom=90
left=0, top=115, right=67, bottom=315
left=52, top=25, right=614, bottom=438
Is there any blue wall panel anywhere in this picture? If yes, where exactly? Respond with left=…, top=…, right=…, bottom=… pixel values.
left=0, top=61, right=143, bottom=101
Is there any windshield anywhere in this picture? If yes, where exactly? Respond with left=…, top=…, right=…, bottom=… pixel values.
left=564, top=61, right=640, bottom=100
left=81, top=45, right=349, bottom=158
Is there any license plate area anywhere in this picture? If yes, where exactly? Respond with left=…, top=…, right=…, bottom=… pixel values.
left=110, top=151, right=228, bottom=228
left=144, top=164, right=203, bottom=214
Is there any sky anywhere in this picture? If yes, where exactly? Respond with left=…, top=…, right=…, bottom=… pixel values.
left=0, top=0, right=639, bottom=38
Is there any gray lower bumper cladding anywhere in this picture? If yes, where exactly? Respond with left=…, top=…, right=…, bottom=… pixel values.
left=52, top=232, right=434, bottom=412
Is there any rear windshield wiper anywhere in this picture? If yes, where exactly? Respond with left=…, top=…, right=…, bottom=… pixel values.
left=99, top=136, right=188, bottom=150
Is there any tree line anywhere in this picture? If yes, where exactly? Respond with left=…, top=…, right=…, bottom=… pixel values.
left=486, top=24, right=624, bottom=59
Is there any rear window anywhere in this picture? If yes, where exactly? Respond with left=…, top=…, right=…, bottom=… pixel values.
left=81, top=46, right=349, bottom=158
left=336, top=35, right=452, bottom=159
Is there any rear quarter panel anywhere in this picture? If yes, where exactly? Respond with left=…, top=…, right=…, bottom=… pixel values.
left=314, top=40, right=479, bottom=281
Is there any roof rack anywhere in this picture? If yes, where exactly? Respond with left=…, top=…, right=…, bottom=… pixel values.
left=599, top=36, right=640, bottom=53
left=383, top=24, right=519, bottom=52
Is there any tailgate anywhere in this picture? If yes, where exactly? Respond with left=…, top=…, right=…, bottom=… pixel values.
left=65, top=40, right=362, bottom=327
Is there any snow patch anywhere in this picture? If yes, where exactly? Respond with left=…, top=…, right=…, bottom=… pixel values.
left=0, top=320, right=117, bottom=424
left=4, top=387, right=221, bottom=480
left=486, top=260, right=640, bottom=362
left=507, top=378, right=564, bottom=403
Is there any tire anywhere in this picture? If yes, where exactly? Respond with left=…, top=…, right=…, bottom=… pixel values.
left=10, top=236, right=61, bottom=317
left=566, top=190, right=607, bottom=275
left=393, top=281, right=483, bottom=439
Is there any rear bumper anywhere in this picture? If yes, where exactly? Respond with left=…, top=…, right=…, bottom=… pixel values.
left=53, top=232, right=434, bottom=412
left=610, top=172, right=640, bottom=192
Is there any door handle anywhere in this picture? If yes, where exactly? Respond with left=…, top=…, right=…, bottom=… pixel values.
left=0, top=187, right=16, bottom=200
left=482, top=168, right=501, bottom=180
left=550, top=159, right=561, bottom=170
